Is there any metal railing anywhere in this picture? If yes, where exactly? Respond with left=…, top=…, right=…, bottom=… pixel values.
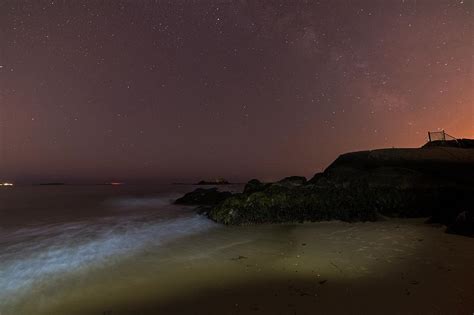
left=428, top=130, right=457, bottom=142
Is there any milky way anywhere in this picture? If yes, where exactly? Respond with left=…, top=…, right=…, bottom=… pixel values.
left=0, top=0, right=472, bottom=183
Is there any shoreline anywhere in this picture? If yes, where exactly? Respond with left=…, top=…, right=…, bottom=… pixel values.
left=5, top=218, right=473, bottom=315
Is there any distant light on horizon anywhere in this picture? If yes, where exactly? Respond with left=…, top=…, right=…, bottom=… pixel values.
left=109, top=182, right=124, bottom=186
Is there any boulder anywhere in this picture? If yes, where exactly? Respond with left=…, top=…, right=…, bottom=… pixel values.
left=174, top=188, right=232, bottom=206
left=276, top=176, right=307, bottom=187
left=208, top=185, right=379, bottom=225
left=243, top=179, right=270, bottom=194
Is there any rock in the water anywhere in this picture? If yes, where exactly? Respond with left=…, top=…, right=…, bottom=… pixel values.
left=243, top=179, right=269, bottom=194
left=174, top=188, right=232, bottom=206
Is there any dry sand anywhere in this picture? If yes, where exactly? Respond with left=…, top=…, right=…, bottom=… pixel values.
left=7, top=219, right=474, bottom=315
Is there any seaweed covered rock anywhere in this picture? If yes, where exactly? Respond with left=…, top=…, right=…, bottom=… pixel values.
left=308, top=172, right=325, bottom=185
left=175, top=188, right=232, bottom=206
left=243, top=179, right=270, bottom=194
left=208, top=185, right=379, bottom=225
left=175, top=144, right=474, bottom=237
left=207, top=179, right=474, bottom=227
left=276, top=176, right=307, bottom=187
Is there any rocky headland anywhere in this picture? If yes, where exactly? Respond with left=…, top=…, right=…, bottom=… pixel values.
left=175, top=143, right=474, bottom=237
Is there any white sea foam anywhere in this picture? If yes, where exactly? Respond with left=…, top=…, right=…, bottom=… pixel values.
left=0, top=212, right=215, bottom=306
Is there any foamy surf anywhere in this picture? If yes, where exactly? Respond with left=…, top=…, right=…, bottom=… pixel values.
left=0, top=212, right=216, bottom=308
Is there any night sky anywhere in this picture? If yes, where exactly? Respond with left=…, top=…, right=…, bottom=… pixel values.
left=0, top=0, right=472, bottom=184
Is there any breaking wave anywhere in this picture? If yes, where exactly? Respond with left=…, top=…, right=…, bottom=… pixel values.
left=0, top=202, right=215, bottom=305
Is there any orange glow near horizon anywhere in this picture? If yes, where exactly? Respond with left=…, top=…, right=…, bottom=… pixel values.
left=0, top=1, right=471, bottom=182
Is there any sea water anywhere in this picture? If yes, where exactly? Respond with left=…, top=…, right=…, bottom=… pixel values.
left=0, top=184, right=235, bottom=312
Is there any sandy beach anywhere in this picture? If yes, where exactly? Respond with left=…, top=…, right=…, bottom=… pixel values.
left=7, top=218, right=473, bottom=315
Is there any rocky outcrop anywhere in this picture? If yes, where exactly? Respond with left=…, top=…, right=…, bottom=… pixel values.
left=310, top=147, right=474, bottom=188
left=276, top=176, right=307, bottom=187
left=306, top=146, right=474, bottom=235
left=208, top=184, right=379, bottom=225
left=174, top=188, right=232, bottom=206
left=175, top=144, right=474, bottom=237
left=243, top=179, right=270, bottom=194
left=423, top=139, right=474, bottom=149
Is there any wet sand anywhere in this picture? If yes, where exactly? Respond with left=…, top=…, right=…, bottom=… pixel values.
left=6, top=219, right=474, bottom=315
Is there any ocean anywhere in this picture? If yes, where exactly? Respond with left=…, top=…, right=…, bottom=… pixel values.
left=0, top=184, right=240, bottom=312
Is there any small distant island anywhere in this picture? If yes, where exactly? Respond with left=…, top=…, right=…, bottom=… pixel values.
left=176, top=136, right=474, bottom=238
